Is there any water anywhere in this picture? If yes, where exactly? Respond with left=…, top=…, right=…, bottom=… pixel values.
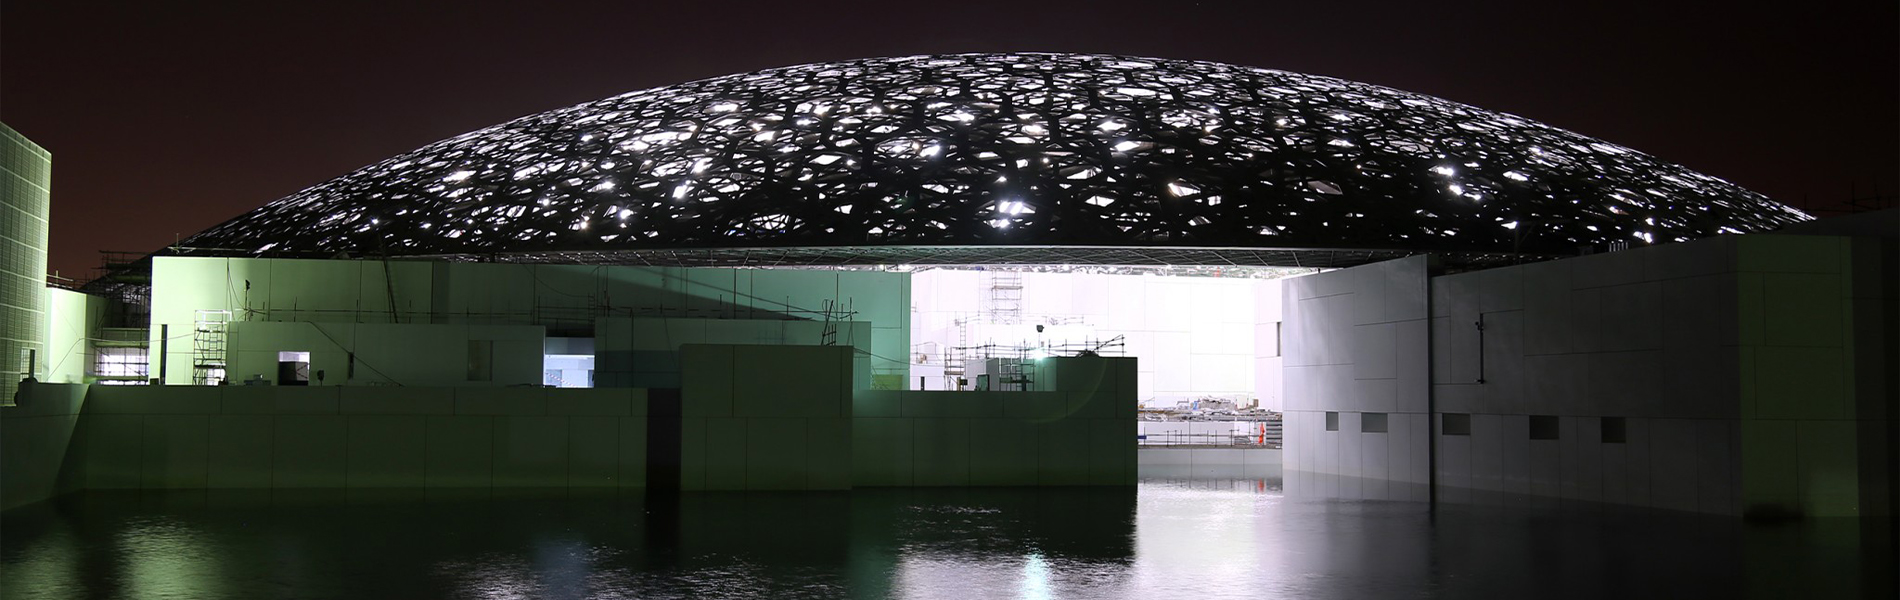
left=2, top=472, right=1889, bottom=599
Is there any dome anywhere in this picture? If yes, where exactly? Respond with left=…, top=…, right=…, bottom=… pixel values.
left=176, top=53, right=1810, bottom=268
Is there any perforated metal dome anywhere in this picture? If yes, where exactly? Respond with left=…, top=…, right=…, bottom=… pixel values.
left=176, top=53, right=1809, bottom=267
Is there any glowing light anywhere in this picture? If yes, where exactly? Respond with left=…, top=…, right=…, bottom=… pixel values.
left=179, top=53, right=1806, bottom=262
left=1166, top=181, right=1200, bottom=197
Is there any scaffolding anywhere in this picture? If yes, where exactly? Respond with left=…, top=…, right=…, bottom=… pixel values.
left=818, top=298, right=855, bottom=346
left=944, top=316, right=972, bottom=385
left=985, top=271, right=1023, bottom=325
left=192, top=309, right=231, bottom=385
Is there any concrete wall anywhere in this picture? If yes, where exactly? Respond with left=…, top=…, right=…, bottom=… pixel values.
left=4, top=348, right=1137, bottom=507
left=69, top=385, right=648, bottom=491
left=678, top=344, right=855, bottom=491
left=1, top=123, right=51, bottom=403
left=1428, top=234, right=1888, bottom=517
left=41, top=287, right=104, bottom=384
left=1429, top=238, right=1742, bottom=513
left=1283, top=233, right=1894, bottom=518
left=1139, top=447, right=1281, bottom=476
left=1253, top=278, right=1286, bottom=411
left=1732, top=235, right=1892, bottom=518
left=1281, top=256, right=1433, bottom=502
left=227, top=321, right=545, bottom=386
left=598, top=317, right=872, bottom=389
left=150, top=257, right=909, bottom=385
left=852, top=356, right=1137, bottom=487
left=0, top=383, right=86, bottom=510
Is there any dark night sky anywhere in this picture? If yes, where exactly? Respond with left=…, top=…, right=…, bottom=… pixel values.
left=5, top=0, right=1895, bottom=279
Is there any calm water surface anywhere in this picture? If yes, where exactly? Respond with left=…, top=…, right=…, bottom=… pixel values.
left=2, top=471, right=1888, bottom=599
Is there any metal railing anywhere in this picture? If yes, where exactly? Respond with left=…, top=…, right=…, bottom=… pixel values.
left=1138, top=421, right=1282, bottom=448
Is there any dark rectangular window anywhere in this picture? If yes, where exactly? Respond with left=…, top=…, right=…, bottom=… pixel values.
left=1270, top=322, right=1283, bottom=357
left=1361, top=412, right=1388, bottom=433
left=1325, top=411, right=1339, bottom=431
left=1600, top=417, right=1627, bottom=444
left=1441, top=413, right=1471, bottom=436
left=1529, top=415, right=1560, bottom=440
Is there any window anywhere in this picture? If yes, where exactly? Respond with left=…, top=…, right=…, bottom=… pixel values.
left=1361, top=412, right=1388, bottom=433
left=1441, top=413, right=1471, bottom=436
left=1529, top=415, right=1560, bottom=440
left=1600, top=417, right=1627, bottom=444
left=276, top=350, right=310, bottom=386
left=93, top=347, right=149, bottom=380
left=1324, top=411, right=1339, bottom=431
left=1268, top=321, right=1282, bottom=357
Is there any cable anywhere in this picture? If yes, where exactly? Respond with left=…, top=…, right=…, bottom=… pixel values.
left=307, top=322, right=405, bottom=386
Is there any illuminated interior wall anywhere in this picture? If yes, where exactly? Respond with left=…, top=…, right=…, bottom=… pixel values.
left=1254, top=278, right=1286, bottom=411
left=41, top=288, right=103, bottom=384
left=149, top=257, right=909, bottom=386
left=597, top=317, right=873, bottom=389
left=909, top=269, right=1264, bottom=405
left=1, top=124, right=51, bottom=402
left=225, top=321, right=546, bottom=386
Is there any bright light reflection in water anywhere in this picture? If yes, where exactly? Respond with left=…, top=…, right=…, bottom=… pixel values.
left=117, top=517, right=225, bottom=599
left=6, top=527, right=83, bottom=597
left=2, top=480, right=1885, bottom=599
left=1020, top=552, right=1052, bottom=600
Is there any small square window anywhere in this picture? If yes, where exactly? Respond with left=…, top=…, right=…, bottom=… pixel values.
left=1325, top=411, right=1339, bottom=431
left=1601, top=417, right=1627, bottom=444
left=1361, top=412, right=1388, bottom=433
left=1530, top=415, right=1560, bottom=440
left=1441, top=413, right=1471, bottom=436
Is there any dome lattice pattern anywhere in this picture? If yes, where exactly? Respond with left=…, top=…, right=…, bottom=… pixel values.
left=178, top=53, right=1809, bottom=267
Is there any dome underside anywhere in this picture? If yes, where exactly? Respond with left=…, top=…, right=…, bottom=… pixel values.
left=177, top=53, right=1808, bottom=268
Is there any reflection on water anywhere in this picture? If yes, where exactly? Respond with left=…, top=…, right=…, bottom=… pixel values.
left=1, top=470, right=1889, bottom=599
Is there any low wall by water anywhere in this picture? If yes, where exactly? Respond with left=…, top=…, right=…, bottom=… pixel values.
left=1138, top=447, right=1281, bottom=478
left=0, top=383, right=88, bottom=510
left=852, top=389, right=1136, bottom=487
left=71, top=385, right=652, bottom=493
left=675, top=345, right=1137, bottom=490
left=2, top=349, right=1138, bottom=509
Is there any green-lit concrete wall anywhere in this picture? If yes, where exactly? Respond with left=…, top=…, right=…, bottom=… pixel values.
left=679, top=344, right=854, bottom=490
left=69, top=385, right=648, bottom=490
left=852, top=356, right=1138, bottom=487
left=227, top=321, right=544, bottom=386
left=599, top=317, right=873, bottom=388
left=0, top=383, right=86, bottom=510
left=42, top=288, right=103, bottom=384
left=150, top=257, right=908, bottom=386
left=3, top=349, right=1136, bottom=507
left=1, top=123, right=51, bottom=402
left=676, top=347, right=1136, bottom=490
